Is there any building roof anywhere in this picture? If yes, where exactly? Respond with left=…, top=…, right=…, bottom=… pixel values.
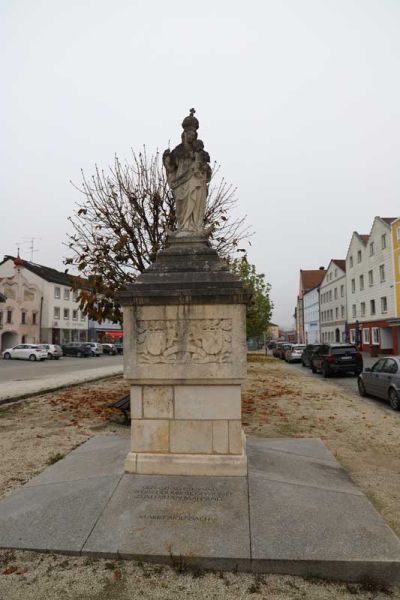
left=381, top=217, right=397, bottom=225
left=331, top=259, right=346, bottom=272
left=300, top=269, right=326, bottom=291
left=359, top=234, right=369, bottom=244
left=1, top=256, right=89, bottom=289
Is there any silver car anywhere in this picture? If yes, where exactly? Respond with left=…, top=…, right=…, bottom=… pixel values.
left=358, top=357, right=400, bottom=411
left=285, top=344, right=306, bottom=363
left=38, top=344, right=63, bottom=360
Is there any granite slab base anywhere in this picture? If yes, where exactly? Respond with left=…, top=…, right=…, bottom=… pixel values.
left=0, top=435, right=399, bottom=584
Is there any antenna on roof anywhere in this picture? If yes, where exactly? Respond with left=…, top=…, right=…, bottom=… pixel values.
left=21, top=237, right=41, bottom=262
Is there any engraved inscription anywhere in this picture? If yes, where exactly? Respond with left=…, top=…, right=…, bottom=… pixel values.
left=136, top=319, right=232, bottom=364
left=133, top=486, right=228, bottom=502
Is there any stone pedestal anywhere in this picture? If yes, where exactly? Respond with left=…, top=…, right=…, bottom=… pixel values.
left=119, top=235, right=249, bottom=476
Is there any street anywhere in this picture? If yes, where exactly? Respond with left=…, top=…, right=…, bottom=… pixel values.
left=0, top=354, right=123, bottom=384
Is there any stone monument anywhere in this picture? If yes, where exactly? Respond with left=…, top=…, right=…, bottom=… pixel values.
left=119, top=109, right=249, bottom=476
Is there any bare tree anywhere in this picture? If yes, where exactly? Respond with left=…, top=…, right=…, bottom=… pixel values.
left=66, top=149, right=251, bottom=322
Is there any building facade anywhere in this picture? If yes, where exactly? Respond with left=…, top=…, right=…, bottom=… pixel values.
left=303, top=286, right=321, bottom=344
left=346, top=217, right=399, bottom=354
left=320, top=259, right=347, bottom=343
left=0, top=255, right=89, bottom=349
left=88, top=319, right=123, bottom=342
left=392, top=218, right=400, bottom=319
left=295, top=268, right=326, bottom=343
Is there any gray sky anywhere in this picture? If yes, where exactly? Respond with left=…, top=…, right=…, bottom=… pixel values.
left=1, top=0, right=400, bottom=328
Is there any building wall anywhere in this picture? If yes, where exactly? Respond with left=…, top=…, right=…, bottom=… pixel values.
left=0, top=266, right=41, bottom=350
left=0, top=258, right=89, bottom=345
left=392, top=218, right=400, bottom=317
left=346, top=218, right=399, bottom=353
left=320, top=261, right=347, bottom=343
left=303, top=287, right=320, bottom=344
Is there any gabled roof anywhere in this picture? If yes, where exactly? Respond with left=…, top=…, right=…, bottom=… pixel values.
left=331, top=259, right=346, bottom=272
left=359, top=234, right=369, bottom=244
left=300, top=269, right=326, bottom=292
left=0, top=256, right=89, bottom=289
left=381, top=217, right=397, bottom=225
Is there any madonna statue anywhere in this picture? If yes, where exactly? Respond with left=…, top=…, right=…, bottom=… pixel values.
left=163, top=109, right=212, bottom=235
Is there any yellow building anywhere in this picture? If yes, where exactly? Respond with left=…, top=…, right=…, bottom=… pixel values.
left=392, top=218, right=400, bottom=318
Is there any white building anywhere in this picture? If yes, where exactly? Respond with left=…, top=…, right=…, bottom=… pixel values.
left=345, top=217, right=397, bottom=353
left=320, top=259, right=347, bottom=343
left=0, top=255, right=89, bottom=349
left=303, top=285, right=321, bottom=344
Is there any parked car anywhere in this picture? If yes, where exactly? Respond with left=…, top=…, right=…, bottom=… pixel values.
left=38, top=344, right=63, bottom=360
left=2, top=344, right=47, bottom=361
left=61, top=342, right=93, bottom=358
left=285, top=344, right=306, bottom=363
left=85, top=342, right=103, bottom=357
left=272, top=342, right=284, bottom=358
left=301, top=344, right=323, bottom=368
left=276, top=343, right=292, bottom=359
left=310, top=344, right=363, bottom=378
left=358, top=357, right=400, bottom=411
left=114, top=343, right=123, bottom=355
left=102, top=343, right=118, bottom=355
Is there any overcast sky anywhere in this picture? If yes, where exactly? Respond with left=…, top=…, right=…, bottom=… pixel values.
left=1, top=0, right=400, bottom=327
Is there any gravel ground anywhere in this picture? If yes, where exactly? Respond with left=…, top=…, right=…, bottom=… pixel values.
left=0, top=358, right=399, bottom=600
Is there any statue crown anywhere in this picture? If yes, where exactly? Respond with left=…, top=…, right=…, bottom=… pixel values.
left=181, top=108, right=199, bottom=131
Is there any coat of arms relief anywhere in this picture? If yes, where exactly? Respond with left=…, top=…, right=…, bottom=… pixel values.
left=136, top=319, right=232, bottom=364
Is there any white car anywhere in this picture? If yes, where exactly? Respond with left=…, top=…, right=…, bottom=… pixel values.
left=2, top=344, right=47, bottom=361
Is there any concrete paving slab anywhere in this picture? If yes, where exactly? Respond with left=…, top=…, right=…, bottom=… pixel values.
left=83, top=474, right=250, bottom=568
left=0, top=475, right=121, bottom=553
left=0, top=435, right=399, bottom=583
left=248, top=436, right=338, bottom=464
left=247, top=438, right=362, bottom=495
left=26, top=437, right=129, bottom=486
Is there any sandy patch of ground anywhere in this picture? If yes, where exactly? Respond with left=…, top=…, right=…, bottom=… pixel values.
left=0, top=359, right=399, bottom=600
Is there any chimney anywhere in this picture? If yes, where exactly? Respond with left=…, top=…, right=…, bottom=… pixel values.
left=319, top=266, right=325, bottom=270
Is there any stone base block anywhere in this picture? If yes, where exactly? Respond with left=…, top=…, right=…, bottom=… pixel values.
left=124, top=451, right=247, bottom=477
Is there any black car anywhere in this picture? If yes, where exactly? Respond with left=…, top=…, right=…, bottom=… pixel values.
left=310, top=344, right=363, bottom=378
left=62, top=343, right=93, bottom=358
left=114, top=343, right=123, bottom=355
left=302, top=344, right=323, bottom=368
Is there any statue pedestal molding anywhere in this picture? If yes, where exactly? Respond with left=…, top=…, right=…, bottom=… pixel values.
left=119, top=236, right=249, bottom=476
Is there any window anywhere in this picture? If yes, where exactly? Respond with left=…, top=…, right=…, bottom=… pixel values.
left=80, top=311, right=86, bottom=321
left=381, top=234, right=386, bottom=249
left=64, top=288, right=70, bottom=301
left=334, top=288, right=337, bottom=300
left=381, top=296, right=387, bottom=313
left=64, top=308, right=70, bottom=320
left=357, top=250, right=362, bottom=263
left=340, top=285, right=344, bottom=297
left=350, top=329, right=355, bottom=343
left=369, top=242, right=374, bottom=256
left=362, top=328, right=370, bottom=344
left=329, top=290, right=332, bottom=301
left=361, top=302, right=366, bottom=316
left=351, top=279, right=355, bottom=293
left=352, top=304, right=356, bottom=318
left=372, top=358, right=385, bottom=371
left=72, top=309, right=78, bottom=321
left=54, top=307, right=60, bottom=319
left=349, top=255, right=353, bottom=268
left=54, top=287, right=60, bottom=299
left=21, top=311, right=26, bottom=325
left=372, top=327, right=380, bottom=345
left=334, top=269, right=337, bottom=277
left=341, top=305, right=345, bottom=318
left=370, top=299, right=376, bottom=315
left=368, top=270, right=374, bottom=286
left=73, top=290, right=79, bottom=302
left=359, top=274, right=364, bottom=290
left=6, top=310, right=12, bottom=324
left=383, top=358, right=398, bottom=374
left=335, top=307, right=339, bottom=319
left=32, top=313, right=37, bottom=325
left=379, top=264, right=385, bottom=282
